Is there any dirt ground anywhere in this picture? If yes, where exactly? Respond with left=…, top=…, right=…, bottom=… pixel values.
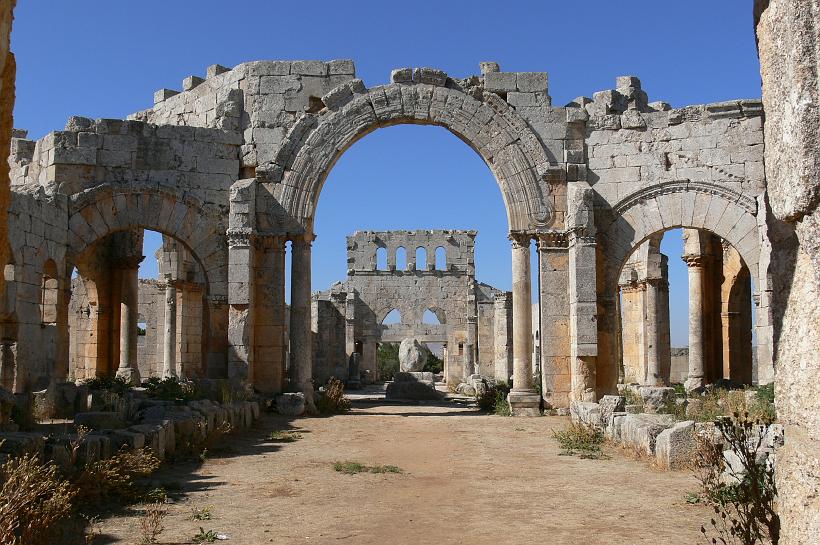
left=96, top=401, right=711, bottom=545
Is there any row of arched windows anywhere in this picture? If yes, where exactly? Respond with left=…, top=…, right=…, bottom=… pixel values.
left=375, top=246, right=447, bottom=271
left=382, top=308, right=443, bottom=325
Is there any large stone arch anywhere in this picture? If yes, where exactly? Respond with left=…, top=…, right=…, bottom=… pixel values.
left=595, top=180, right=764, bottom=395
left=270, top=79, right=557, bottom=233
left=66, top=182, right=228, bottom=300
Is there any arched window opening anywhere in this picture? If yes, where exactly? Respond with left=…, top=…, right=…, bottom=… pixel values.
left=41, top=260, right=59, bottom=325
left=382, top=308, right=402, bottom=324
left=435, top=246, right=447, bottom=270
left=415, top=247, right=427, bottom=270
left=423, top=309, right=441, bottom=325
left=376, top=247, right=388, bottom=270
left=395, top=247, right=407, bottom=271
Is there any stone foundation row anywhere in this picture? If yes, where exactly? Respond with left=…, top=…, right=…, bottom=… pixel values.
left=0, top=392, right=261, bottom=468
left=570, top=396, right=782, bottom=471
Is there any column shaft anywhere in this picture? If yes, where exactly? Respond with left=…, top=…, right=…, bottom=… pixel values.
left=162, top=280, right=177, bottom=377
left=508, top=234, right=540, bottom=416
left=116, top=265, right=140, bottom=384
left=685, top=257, right=705, bottom=391
left=644, top=279, right=662, bottom=385
left=290, top=236, right=315, bottom=409
left=511, top=237, right=533, bottom=391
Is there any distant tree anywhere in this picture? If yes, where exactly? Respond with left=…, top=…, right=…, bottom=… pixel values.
left=377, top=343, right=399, bottom=380
left=423, top=351, right=443, bottom=374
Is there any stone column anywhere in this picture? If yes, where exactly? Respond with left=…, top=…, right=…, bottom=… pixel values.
left=508, top=233, right=540, bottom=416
left=162, top=276, right=177, bottom=378
left=493, top=292, right=513, bottom=385
left=115, top=257, right=142, bottom=385
left=683, top=255, right=705, bottom=392
left=290, top=234, right=315, bottom=411
left=464, top=315, right=477, bottom=377
left=644, top=278, right=663, bottom=386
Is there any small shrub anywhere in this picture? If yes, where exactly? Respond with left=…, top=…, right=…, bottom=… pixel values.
left=694, top=413, right=780, bottom=544
left=333, top=461, right=403, bottom=474
left=622, top=387, right=643, bottom=407
left=81, top=375, right=132, bottom=396
left=316, top=377, right=350, bottom=415
left=267, top=430, right=302, bottom=443
left=551, top=422, right=608, bottom=459
left=333, top=461, right=366, bottom=474
left=138, top=502, right=166, bottom=544
left=476, top=381, right=510, bottom=413
left=144, top=376, right=196, bottom=402
left=0, top=454, right=76, bottom=545
left=142, top=486, right=167, bottom=504
left=755, top=383, right=774, bottom=405
left=73, top=447, right=162, bottom=508
left=192, top=505, right=214, bottom=521
left=193, top=527, right=220, bottom=543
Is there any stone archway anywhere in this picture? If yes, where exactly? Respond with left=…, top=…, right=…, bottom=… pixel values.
left=596, top=180, right=765, bottom=395
left=256, top=73, right=557, bottom=414
left=270, top=78, right=556, bottom=233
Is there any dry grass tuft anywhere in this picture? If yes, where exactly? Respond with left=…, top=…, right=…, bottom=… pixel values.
left=0, top=453, right=76, bottom=545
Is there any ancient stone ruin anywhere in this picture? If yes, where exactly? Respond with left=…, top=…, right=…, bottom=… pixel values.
left=0, top=0, right=819, bottom=538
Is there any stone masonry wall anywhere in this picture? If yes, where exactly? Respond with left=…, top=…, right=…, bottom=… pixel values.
left=755, top=1, right=820, bottom=542
left=0, top=0, right=14, bottom=297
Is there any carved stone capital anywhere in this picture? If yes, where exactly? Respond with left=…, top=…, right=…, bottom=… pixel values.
left=535, top=230, right=568, bottom=250
left=508, top=232, right=532, bottom=249
left=226, top=228, right=253, bottom=249
left=110, top=255, right=144, bottom=270
left=682, top=254, right=705, bottom=268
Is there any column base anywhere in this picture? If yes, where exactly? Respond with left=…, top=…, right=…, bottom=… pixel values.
left=508, top=390, right=541, bottom=417
left=684, top=376, right=705, bottom=394
left=116, top=367, right=141, bottom=386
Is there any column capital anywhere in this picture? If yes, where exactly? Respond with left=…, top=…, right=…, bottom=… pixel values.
left=535, top=230, right=569, bottom=250
left=289, top=232, right=316, bottom=247
left=682, top=254, right=705, bottom=268
left=466, top=315, right=478, bottom=325
left=253, top=234, right=287, bottom=251
left=508, top=231, right=531, bottom=249
left=110, top=255, right=144, bottom=270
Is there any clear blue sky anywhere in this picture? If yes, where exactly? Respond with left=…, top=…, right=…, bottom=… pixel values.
left=11, top=1, right=761, bottom=346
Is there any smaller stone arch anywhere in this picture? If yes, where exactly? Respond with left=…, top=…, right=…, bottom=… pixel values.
left=597, top=180, right=765, bottom=396
left=66, top=182, right=227, bottom=300
left=600, top=181, right=760, bottom=293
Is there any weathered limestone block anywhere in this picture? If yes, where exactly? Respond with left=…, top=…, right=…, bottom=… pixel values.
left=638, top=386, right=676, bottom=413
left=129, top=423, right=166, bottom=460
left=620, top=413, right=675, bottom=455
left=74, top=411, right=126, bottom=430
left=276, top=392, right=305, bottom=416
left=385, top=372, right=441, bottom=401
left=0, top=432, right=44, bottom=459
left=398, top=338, right=429, bottom=372
left=655, top=420, right=695, bottom=469
left=570, top=401, right=601, bottom=428
left=599, top=395, right=625, bottom=427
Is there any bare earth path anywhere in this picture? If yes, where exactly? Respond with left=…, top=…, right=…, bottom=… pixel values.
left=98, top=402, right=709, bottom=545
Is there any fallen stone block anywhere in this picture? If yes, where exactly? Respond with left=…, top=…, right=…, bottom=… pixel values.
left=638, top=386, right=676, bottom=413
left=276, top=393, right=306, bottom=416
left=621, top=413, right=675, bottom=455
left=74, top=411, right=126, bottom=430
left=655, top=420, right=696, bottom=469
left=570, top=401, right=602, bottom=428
left=0, top=432, right=45, bottom=459
left=385, top=380, right=442, bottom=401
